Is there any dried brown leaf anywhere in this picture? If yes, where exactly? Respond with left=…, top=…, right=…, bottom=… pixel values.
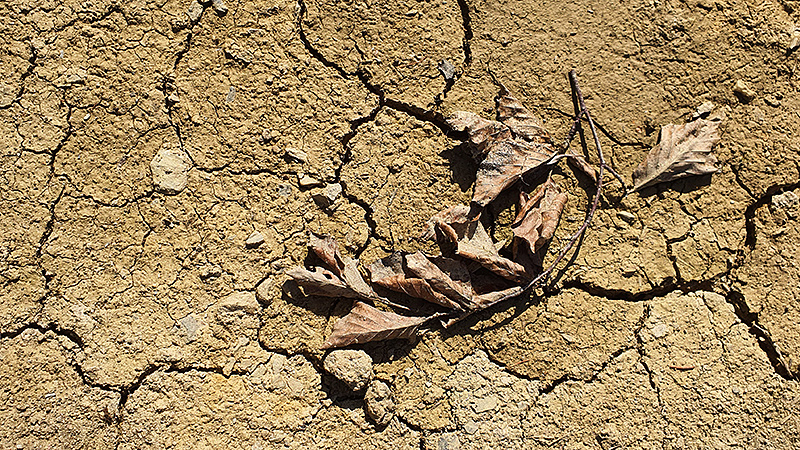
left=566, top=148, right=597, bottom=181
left=368, top=254, right=460, bottom=309
left=512, top=178, right=569, bottom=255
left=472, top=138, right=555, bottom=207
left=631, top=119, right=720, bottom=192
left=321, top=302, right=429, bottom=349
left=496, top=87, right=551, bottom=144
left=449, top=88, right=556, bottom=207
left=405, top=252, right=475, bottom=310
left=428, top=205, right=528, bottom=282
left=286, top=266, right=359, bottom=298
left=289, top=233, right=382, bottom=302
left=309, top=233, right=343, bottom=277
left=446, top=111, right=512, bottom=159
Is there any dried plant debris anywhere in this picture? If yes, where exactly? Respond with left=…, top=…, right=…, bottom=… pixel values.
left=631, top=118, right=721, bottom=192
left=447, top=89, right=556, bottom=207
left=287, top=233, right=384, bottom=303
left=512, top=178, right=568, bottom=261
left=369, top=253, right=462, bottom=310
left=286, top=76, right=723, bottom=349
left=322, top=302, right=429, bottom=349
left=425, top=205, right=528, bottom=282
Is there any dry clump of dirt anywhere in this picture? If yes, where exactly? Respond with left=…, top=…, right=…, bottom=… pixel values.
left=1, top=0, right=800, bottom=447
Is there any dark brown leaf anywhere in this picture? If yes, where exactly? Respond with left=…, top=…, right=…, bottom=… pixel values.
left=286, top=266, right=359, bottom=298
left=321, top=302, right=429, bottom=349
left=496, top=87, right=551, bottom=144
left=472, top=138, right=555, bottom=207
left=512, top=178, right=569, bottom=255
left=405, top=252, right=475, bottom=309
left=368, top=254, right=460, bottom=309
left=449, top=88, right=557, bottom=207
left=428, top=205, right=528, bottom=282
left=289, top=233, right=382, bottom=302
left=631, top=119, right=720, bottom=192
left=446, top=111, right=512, bottom=159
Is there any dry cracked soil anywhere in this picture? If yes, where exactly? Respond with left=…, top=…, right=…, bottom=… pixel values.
left=2, top=0, right=800, bottom=448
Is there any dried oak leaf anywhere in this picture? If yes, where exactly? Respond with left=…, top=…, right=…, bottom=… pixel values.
left=447, top=89, right=556, bottom=207
left=631, top=118, right=720, bottom=192
left=321, top=301, right=429, bottom=349
left=512, top=178, right=569, bottom=256
left=368, top=253, right=461, bottom=310
left=427, top=205, right=528, bottom=282
left=288, top=233, right=382, bottom=302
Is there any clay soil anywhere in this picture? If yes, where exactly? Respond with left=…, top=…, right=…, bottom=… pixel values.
left=2, top=0, right=800, bottom=448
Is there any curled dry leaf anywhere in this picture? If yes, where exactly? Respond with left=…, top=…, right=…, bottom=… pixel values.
left=427, top=205, right=528, bottom=282
left=289, top=232, right=383, bottom=302
left=512, top=178, right=569, bottom=258
left=369, top=254, right=461, bottom=310
left=631, top=118, right=720, bottom=192
left=447, top=88, right=556, bottom=207
left=405, top=252, right=475, bottom=310
left=321, top=302, right=430, bottom=349
left=496, top=86, right=551, bottom=144
left=447, top=111, right=511, bottom=159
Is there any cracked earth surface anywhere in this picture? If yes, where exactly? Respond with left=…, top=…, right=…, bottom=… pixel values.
left=2, top=0, right=800, bottom=447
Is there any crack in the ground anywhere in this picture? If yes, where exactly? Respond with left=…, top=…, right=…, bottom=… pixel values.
left=724, top=290, right=795, bottom=379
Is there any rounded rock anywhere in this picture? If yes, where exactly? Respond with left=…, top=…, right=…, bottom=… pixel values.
left=323, top=349, right=373, bottom=392
left=364, top=380, right=395, bottom=426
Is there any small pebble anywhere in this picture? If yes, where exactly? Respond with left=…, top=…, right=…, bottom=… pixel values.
left=438, top=59, right=456, bottom=81
left=150, top=146, right=192, bottom=194
left=297, top=173, right=322, bottom=188
left=255, top=278, right=272, bottom=305
left=364, top=380, right=395, bottom=426
left=772, top=191, right=799, bottom=210
left=212, top=0, right=228, bottom=14
left=616, top=211, right=636, bottom=224
left=276, top=183, right=292, bottom=197
left=764, top=94, right=780, bottom=107
left=733, top=80, right=756, bottom=103
left=693, top=101, right=715, bottom=119
left=285, top=147, right=308, bottom=163
left=311, top=183, right=343, bottom=209
left=245, top=231, right=265, bottom=248
left=186, top=0, right=203, bottom=23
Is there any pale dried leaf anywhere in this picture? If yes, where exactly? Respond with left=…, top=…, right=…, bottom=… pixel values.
left=473, top=139, right=555, bottom=207
left=631, top=119, right=720, bottom=192
left=405, top=252, right=475, bottom=309
left=512, top=178, right=568, bottom=254
left=368, top=255, right=460, bottom=309
left=287, top=266, right=360, bottom=299
left=428, top=205, right=528, bottom=282
left=446, top=111, right=511, bottom=159
left=497, top=87, right=551, bottom=144
left=321, top=302, right=429, bottom=349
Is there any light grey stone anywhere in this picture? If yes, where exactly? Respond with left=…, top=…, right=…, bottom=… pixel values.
left=150, top=146, right=191, bottom=194
left=323, top=349, right=373, bottom=392
left=364, top=380, right=395, bottom=426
